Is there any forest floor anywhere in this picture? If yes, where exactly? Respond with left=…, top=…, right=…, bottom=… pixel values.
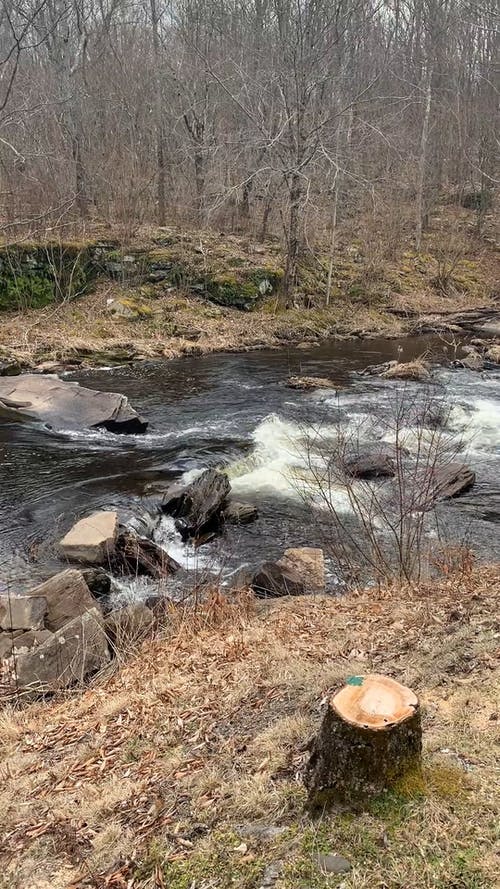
left=1, top=564, right=499, bottom=889
left=0, top=206, right=498, bottom=370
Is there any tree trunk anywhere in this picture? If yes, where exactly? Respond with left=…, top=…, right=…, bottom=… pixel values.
left=194, top=148, right=205, bottom=223
left=415, top=66, right=432, bottom=252
left=150, top=0, right=166, bottom=225
left=282, top=171, right=302, bottom=306
left=304, top=674, right=421, bottom=809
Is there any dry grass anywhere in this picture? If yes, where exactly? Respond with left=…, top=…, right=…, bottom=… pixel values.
left=0, top=203, right=498, bottom=369
left=0, top=568, right=499, bottom=888
left=0, top=283, right=403, bottom=369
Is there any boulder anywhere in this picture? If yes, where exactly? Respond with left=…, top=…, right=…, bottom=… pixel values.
left=162, top=469, right=231, bottom=540
left=251, top=561, right=305, bottom=598
left=29, top=569, right=99, bottom=631
left=430, top=463, right=475, bottom=501
left=459, top=349, right=484, bottom=371
left=59, top=511, right=118, bottom=565
left=80, top=567, right=111, bottom=598
left=278, top=547, right=325, bottom=592
left=345, top=451, right=396, bottom=479
left=0, top=630, right=24, bottom=659
left=486, top=344, right=500, bottom=364
left=144, top=595, right=172, bottom=618
left=0, top=358, right=22, bottom=376
left=0, top=374, right=147, bottom=434
left=417, top=462, right=475, bottom=510
left=106, top=297, right=153, bottom=321
left=382, top=360, right=431, bottom=382
left=12, top=629, right=53, bottom=652
left=113, top=531, right=180, bottom=578
left=286, top=376, right=339, bottom=391
left=222, top=500, right=258, bottom=525
left=471, top=320, right=500, bottom=338
left=14, top=608, right=110, bottom=697
left=105, top=604, right=154, bottom=649
left=0, top=595, right=47, bottom=631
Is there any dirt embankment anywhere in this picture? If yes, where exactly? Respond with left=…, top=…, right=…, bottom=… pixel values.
left=0, top=210, right=498, bottom=372
left=0, top=566, right=499, bottom=888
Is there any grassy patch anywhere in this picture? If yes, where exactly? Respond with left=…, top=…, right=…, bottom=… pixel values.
left=0, top=570, right=498, bottom=888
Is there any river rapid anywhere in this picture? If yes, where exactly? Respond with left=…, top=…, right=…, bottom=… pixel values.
left=0, top=334, right=499, bottom=598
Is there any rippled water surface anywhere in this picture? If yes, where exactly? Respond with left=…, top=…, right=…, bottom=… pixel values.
left=0, top=335, right=499, bottom=594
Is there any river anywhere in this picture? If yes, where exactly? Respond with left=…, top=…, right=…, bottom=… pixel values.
left=0, top=334, right=499, bottom=597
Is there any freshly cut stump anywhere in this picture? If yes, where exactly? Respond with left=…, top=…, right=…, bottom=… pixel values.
left=305, top=674, right=421, bottom=808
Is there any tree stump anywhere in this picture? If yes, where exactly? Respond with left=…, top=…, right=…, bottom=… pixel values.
left=304, top=674, right=422, bottom=809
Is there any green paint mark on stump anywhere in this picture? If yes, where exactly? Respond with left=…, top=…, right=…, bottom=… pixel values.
left=346, top=675, right=364, bottom=686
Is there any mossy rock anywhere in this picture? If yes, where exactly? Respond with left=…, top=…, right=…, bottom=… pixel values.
left=107, top=297, right=153, bottom=320
left=0, top=243, right=98, bottom=311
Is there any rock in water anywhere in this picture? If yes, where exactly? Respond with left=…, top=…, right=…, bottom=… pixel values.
left=433, top=463, right=476, bottom=499
left=287, top=376, right=339, bottom=391
left=162, top=469, right=231, bottom=540
left=80, top=568, right=111, bottom=598
left=0, top=374, right=147, bottom=433
left=59, top=511, right=118, bottom=565
left=222, top=500, right=258, bottom=525
left=251, top=561, right=305, bottom=598
left=278, top=547, right=325, bottom=592
left=14, top=608, right=110, bottom=697
left=114, top=531, right=180, bottom=578
left=345, top=451, right=396, bottom=479
left=382, top=360, right=431, bottom=382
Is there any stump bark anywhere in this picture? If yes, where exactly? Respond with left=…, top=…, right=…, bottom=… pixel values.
left=304, top=674, right=422, bottom=809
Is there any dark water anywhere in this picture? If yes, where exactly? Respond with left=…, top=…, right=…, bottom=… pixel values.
left=0, top=334, right=499, bottom=595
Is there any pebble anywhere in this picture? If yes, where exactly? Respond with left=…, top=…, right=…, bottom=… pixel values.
left=316, top=852, right=352, bottom=874
left=259, top=861, right=282, bottom=888
left=239, top=824, right=287, bottom=841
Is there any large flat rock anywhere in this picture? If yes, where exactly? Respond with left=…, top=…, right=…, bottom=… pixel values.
left=29, top=568, right=99, bottom=630
left=60, top=511, right=118, bottom=565
left=15, top=608, right=110, bottom=696
left=0, top=374, right=147, bottom=433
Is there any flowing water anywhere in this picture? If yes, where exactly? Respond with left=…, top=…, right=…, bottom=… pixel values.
left=0, top=335, right=499, bottom=596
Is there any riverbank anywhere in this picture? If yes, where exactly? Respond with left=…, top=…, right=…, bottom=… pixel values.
left=0, top=208, right=498, bottom=372
left=1, top=564, right=498, bottom=888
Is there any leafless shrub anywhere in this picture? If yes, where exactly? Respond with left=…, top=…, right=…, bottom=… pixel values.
left=294, top=386, right=471, bottom=587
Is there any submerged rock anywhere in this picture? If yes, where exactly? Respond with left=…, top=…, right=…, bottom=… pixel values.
left=0, top=374, right=147, bottom=433
left=222, top=500, right=258, bottom=525
left=59, top=511, right=118, bottom=565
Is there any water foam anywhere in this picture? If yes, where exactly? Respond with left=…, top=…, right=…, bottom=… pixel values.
left=448, top=398, right=500, bottom=453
